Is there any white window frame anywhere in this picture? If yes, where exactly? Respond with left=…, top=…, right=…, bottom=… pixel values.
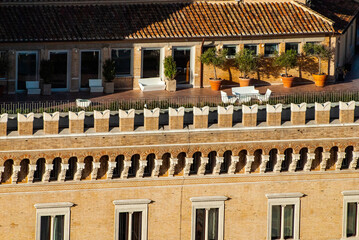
left=223, top=44, right=237, bottom=59
left=285, top=42, right=300, bottom=54
left=79, top=49, right=101, bottom=90
left=48, top=50, right=70, bottom=92
left=244, top=44, right=259, bottom=55
left=172, top=46, right=194, bottom=85
left=16, top=51, right=39, bottom=92
left=342, top=191, right=359, bottom=239
left=190, top=196, right=228, bottom=240
left=34, top=202, right=74, bottom=240
left=141, top=47, right=164, bottom=80
left=266, top=193, right=304, bottom=240
left=264, top=43, right=279, bottom=57
left=111, top=48, right=133, bottom=77
left=113, top=199, right=151, bottom=240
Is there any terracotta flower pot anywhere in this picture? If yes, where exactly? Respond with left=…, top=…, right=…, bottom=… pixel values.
left=239, top=77, right=251, bottom=87
left=312, top=74, right=328, bottom=87
left=281, top=76, right=295, bottom=88
left=209, top=78, right=222, bottom=91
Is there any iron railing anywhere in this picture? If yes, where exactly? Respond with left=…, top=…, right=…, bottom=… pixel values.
left=1, top=90, right=359, bottom=114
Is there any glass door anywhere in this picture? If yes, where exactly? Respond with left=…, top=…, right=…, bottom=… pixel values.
left=80, top=50, right=100, bottom=89
left=16, top=51, right=38, bottom=91
left=173, top=47, right=192, bottom=86
left=142, top=48, right=161, bottom=78
left=49, top=51, right=69, bottom=91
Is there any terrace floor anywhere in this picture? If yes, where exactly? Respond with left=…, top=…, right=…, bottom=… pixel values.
left=1, top=55, right=359, bottom=103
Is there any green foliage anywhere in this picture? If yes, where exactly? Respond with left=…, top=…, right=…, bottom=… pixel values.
left=200, top=48, right=228, bottom=79
left=303, top=43, right=334, bottom=74
left=40, top=59, right=54, bottom=84
left=0, top=53, right=9, bottom=78
left=163, top=56, right=177, bottom=80
left=273, top=49, right=298, bottom=76
left=235, top=48, right=258, bottom=78
left=102, top=59, right=116, bottom=82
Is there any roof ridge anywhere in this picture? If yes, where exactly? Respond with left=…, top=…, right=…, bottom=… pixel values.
left=291, top=0, right=335, bottom=25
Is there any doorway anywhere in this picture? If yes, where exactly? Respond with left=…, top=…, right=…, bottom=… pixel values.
left=16, top=51, right=38, bottom=91
left=80, top=50, right=100, bottom=89
left=49, top=51, right=69, bottom=91
left=173, top=47, right=192, bottom=86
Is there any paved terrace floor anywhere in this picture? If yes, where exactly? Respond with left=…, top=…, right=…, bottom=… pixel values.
left=1, top=56, right=359, bottom=103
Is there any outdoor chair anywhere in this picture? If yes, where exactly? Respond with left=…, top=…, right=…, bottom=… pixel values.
left=221, top=91, right=237, bottom=104
left=237, top=95, right=252, bottom=104
left=26, top=81, right=41, bottom=95
left=257, top=89, right=272, bottom=103
left=89, top=79, right=104, bottom=93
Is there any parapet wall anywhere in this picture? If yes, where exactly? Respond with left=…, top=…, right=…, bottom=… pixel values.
left=0, top=101, right=357, bottom=136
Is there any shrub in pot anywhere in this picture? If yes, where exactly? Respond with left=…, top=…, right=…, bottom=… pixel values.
left=303, top=43, right=334, bottom=87
left=273, top=49, right=298, bottom=88
left=163, top=56, right=177, bottom=92
left=40, top=59, right=54, bottom=95
left=200, top=47, right=228, bottom=91
left=102, top=59, right=116, bottom=94
left=235, top=48, right=258, bottom=87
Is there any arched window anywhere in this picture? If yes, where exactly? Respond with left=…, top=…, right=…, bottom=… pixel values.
left=33, top=158, right=46, bottom=182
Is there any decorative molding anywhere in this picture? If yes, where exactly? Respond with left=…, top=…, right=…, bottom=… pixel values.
left=336, top=152, right=346, bottom=170
left=68, top=111, right=85, bottom=120
left=339, top=101, right=356, bottom=110
left=119, top=109, right=135, bottom=118
left=168, top=107, right=185, bottom=117
left=228, top=156, right=239, bottom=175
left=34, top=202, right=74, bottom=209
left=168, top=158, right=178, bottom=177
left=27, top=164, right=37, bottom=183
left=42, top=164, right=53, bottom=182
left=266, top=104, right=282, bottom=113
left=11, top=165, right=21, bottom=184
left=291, top=103, right=307, bottom=112
left=106, top=161, right=117, bottom=179
left=198, top=157, right=209, bottom=176
left=273, top=154, right=285, bottom=173
left=91, top=162, right=101, bottom=179
left=144, top=108, right=160, bottom=118
left=94, top=110, right=110, bottom=119
left=260, top=155, right=270, bottom=173
left=315, top=102, right=331, bottom=111
left=342, top=190, right=359, bottom=196
left=265, top=192, right=304, bottom=199
left=289, top=154, right=300, bottom=172
left=73, top=162, right=85, bottom=181
left=17, top=113, right=34, bottom=122
left=113, top=199, right=152, bottom=205
left=304, top=153, right=315, bottom=172
left=58, top=163, right=69, bottom=182
left=242, top=104, right=258, bottom=114
left=213, top=156, right=224, bottom=175
left=244, top=155, right=255, bottom=174
left=193, top=106, right=209, bottom=116
left=190, top=196, right=228, bottom=202
left=121, top=160, right=132, bottom=179
left=350, top=151, right=359, bottom=170
left=218, top=105, right=233, bottom=115
left=184, top=157, right=194, bottom=176
left=43, top=112, right=59, bottom=121
left=320, top=152, right=331, bottom=171
left=152, top=159, right=163, bottom=177
left=137, top=160, right=147, bottom=178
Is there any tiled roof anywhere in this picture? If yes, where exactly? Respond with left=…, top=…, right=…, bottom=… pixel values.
left=0, top=2, right=335, bottom=43
left=309, top=0, right=359, bottom=33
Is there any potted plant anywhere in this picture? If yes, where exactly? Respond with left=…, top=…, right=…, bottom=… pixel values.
left=303, top=43, right=334, bottom=87
left=273, top=49, right=298, bottom=88
left=200, top=48, right=228, bottom=91
left=235, top=48, right=258, bottom=87
left=163, top=56, right=177, bottom=92
left=102, top=59, right=116, bottom=94
left=0, top=53, right=9, bottom=95
left=39, top=59, right=54, bottom=95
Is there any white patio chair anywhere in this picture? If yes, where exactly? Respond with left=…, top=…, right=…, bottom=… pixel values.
left=221, top=91, right=237, bottom=104
left=257, top=89, right=272, bottom=103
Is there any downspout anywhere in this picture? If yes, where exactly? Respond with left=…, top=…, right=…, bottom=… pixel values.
left=200, top=38, right=205, bottom=88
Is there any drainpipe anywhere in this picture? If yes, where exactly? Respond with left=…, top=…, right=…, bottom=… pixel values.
left=200, top=38, right=205, bottom=88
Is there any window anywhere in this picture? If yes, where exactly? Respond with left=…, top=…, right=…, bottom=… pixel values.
left=113, top=199, right=151, bottom=240
left=223, top=45, right=237, bottom=58
left=202, top=46, right=215, bottom=54
left=34, top=202, right=74, bottom=240
left=142, top=49, right=161, bottom=78
left=80, top=50, right=100, bottom=88
left=266, top=193, right=303, bottom=240
left=0, top=51, right=8, bottom=78
left=190, top=196, right=228, bottom=240
left=16, top=51, right=38, bottom=91
left=49, top=51, right=68, bottom=89
left=285, top=43, right=299, bottom=54
left=244, top=44, right=258, bottom=55
left=264, top=44, right=278, bottom=57
left=342, top=191, right=359, bottom=239
left=112, top=49, right=132, bottom=76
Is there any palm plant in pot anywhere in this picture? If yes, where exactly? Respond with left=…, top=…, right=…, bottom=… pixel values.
left=163, top=56, right=177, bottom=92
left=39, top=59, right=54, bottom=95
left=102, top=59, right=116, bottom=94
left=235, top=48, right=258, bottom=87
left=303, top=43, right=334, bottom=87
left=200, top=47, right=228, bottom=91
left=273, top=49, right=298, bottom=88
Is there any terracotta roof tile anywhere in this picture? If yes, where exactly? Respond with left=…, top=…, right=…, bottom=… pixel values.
left=0, top=2, right=335, bottom=43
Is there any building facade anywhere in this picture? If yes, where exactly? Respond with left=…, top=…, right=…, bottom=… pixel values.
left=0, top=0, right=357, bottom=94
